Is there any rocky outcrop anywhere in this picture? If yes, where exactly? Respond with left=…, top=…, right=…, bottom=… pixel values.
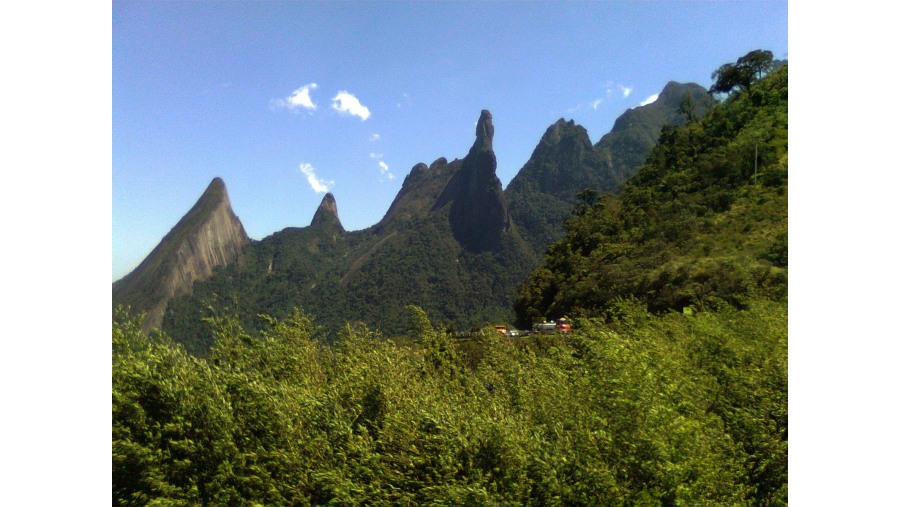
left=310, top=192, right=345, bottom=232
left=434, top=110, right=511, bottom=252
left=112, top=177, right=250, bottom=331
left=375, top=158, right=461, bottom=231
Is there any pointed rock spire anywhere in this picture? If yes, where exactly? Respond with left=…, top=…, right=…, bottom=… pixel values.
left=310, top=192, right=344, bottom=232
left=112, top=177, right=249, bottom=332
left=471, top=109, right=494, bottom=153
left=435, top=109, right=511, bottom=252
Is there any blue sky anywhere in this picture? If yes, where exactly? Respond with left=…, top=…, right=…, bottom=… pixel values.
left=112, top=1, right=787, bottom=281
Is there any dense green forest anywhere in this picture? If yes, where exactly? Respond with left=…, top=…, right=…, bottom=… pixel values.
left=114, top=53, right=787, bottom=504
left=114, top=300, right=785, bottom=505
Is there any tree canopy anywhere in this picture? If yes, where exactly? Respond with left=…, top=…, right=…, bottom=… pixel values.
left=710, top=49, right=776, bottom=95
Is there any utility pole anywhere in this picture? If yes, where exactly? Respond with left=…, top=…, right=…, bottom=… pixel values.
left=754, top=141, right=758, bottom=184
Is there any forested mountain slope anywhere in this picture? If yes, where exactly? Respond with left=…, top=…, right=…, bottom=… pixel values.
left=160, top=111, right=536, bottom=354
left=116, top=76, right=744, bottom=354
left=114, top=52, right=788, bottom=506
left=506, top=82, right=715, bottom=256
left=515, top=64, right=788, bottom=325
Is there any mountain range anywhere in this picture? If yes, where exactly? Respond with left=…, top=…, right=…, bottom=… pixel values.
left=113, top=81, right=715, bottom=354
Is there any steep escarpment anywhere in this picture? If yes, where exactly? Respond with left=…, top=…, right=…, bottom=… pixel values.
left=112, top=177, right=249, bottom=331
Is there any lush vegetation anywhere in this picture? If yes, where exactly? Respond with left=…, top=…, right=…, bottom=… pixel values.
left=163, top=203, right=535, bottom=356
left=114, top=298, right=786, bottom=505
left=516, top=62, right=787, bottom=326
left=116, top=51, right=788, bottom=504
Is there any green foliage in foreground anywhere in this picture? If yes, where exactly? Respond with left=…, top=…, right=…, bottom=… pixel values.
left=114, top=301, right=786, bottom=505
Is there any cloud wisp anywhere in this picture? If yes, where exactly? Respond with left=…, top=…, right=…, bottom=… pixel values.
left=638, top=94, right=659, bottom=107
left=378, top=160, right=395, bottom=180
left=604, top=82, right=634, bottom=99
left=332, top=91, right=371, bottom=120
left=274, top=83, right=318, bottom=112
left=369, top=153, right=395, bottom=181
left=299, top=162, right=334, bottom=193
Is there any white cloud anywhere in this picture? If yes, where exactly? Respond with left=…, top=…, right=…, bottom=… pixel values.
left=275, top=83, right=318, bottom=111
left=370, top=133, right=381, bottom=141
left=377, top=160, right=395, bottom=181
left=639, top=94, right=659, bottom=107
left=591, top=99, right=603, bottom=110
left=370, top=152, right=383, bottom=159
left=299, top=162, right=333, bottom=193
left=604, top=82, right=634, bottom=99
left=332, top=91, right=371, bottom=120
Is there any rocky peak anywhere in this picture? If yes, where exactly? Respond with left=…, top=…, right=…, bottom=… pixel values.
left=658, top=81, right=699, bottom=102
left=310, top=192, right=344, bottom=231
left=375, top=159, right=461, bottom=231
left=435, top=109, right=511, bottom=252
left=409, top=162, right=429, bottom=179
left=471, top=109, right=494, bottom=154
left=536, top=118, right=592, bottom=153
left=112, top=177, right=249, bottom=332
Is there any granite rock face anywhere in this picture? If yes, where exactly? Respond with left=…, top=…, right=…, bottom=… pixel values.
left=113, top=177, right=250, bottom=331
left=435, top=110, right=511, bottom=252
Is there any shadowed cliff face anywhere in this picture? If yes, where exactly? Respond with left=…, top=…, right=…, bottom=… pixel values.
left=435, top=110, right=511, bottom=252
left=112, top=177, right=250, bottom=331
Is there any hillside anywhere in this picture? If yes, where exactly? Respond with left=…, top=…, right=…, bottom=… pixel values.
left=113, top=52, right=789, bottom=505
left=506, top=82, right=715, bottom=256
left=515, top=64, right=788, bottom=325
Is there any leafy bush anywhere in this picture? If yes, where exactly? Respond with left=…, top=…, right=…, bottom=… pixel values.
left=114, top=300, right=786, bottom=505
